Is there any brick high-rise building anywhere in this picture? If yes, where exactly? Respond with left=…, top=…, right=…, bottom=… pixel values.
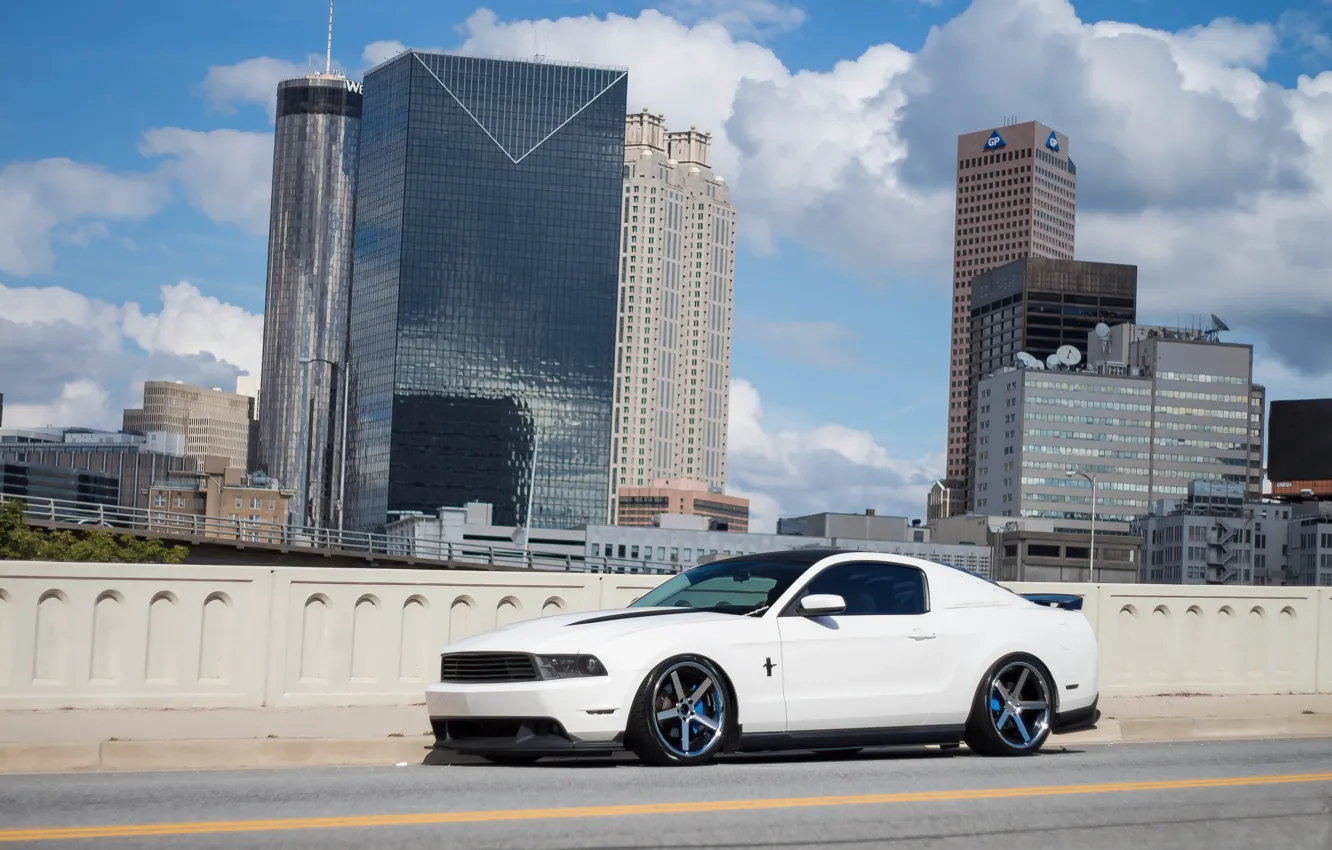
left=944, top=121, right=1077, bottom=514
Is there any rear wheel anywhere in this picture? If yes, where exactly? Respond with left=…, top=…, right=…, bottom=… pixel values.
left=628, top=655, right=730, bottom=766
left=963, top=655, right=1053, bottom=757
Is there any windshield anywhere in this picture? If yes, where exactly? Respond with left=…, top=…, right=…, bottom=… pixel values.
left=629, top=558, right=815, bottom=614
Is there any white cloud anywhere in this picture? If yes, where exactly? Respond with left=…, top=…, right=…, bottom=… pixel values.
left=4, top=380, right=112, bottom=431
left=364, top=40, right=411, bottom=67
left=0, top=158, right=166, bottom=276
left=449, top=1, right=1332, bottom=377
left=139, top=128, right=274, bottom=234
left=122, top=282, right=264, bottom=376
left=200, top=57, right=309, bottom=121
left=0, top=281, right=260, bottom=430
left=659, top=0, right=807, bottom=39
left=726, top=380, right=942, bottom=531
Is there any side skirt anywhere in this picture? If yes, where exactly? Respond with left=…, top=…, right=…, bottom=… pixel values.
left=737, top=724, right=966, bottom=754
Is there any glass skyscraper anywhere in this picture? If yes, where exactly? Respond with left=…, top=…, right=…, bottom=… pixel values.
left=256, top=74, right=362, bottom=529
left=346, top=51, right=628, bottom=532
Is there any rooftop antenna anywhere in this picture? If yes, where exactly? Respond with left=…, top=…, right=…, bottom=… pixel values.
left=325, top=0, right=334, bottom=74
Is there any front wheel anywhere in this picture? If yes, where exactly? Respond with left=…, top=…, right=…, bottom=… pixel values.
left=628, top=655, right=731, bottom=766
left=963, top=655, right=1053, bottom=756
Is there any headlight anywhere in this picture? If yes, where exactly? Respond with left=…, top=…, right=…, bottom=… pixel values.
left=535, top=654, right=607, bottom=679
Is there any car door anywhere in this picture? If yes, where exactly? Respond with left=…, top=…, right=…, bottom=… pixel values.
left=776, top=561, right=945, bottom=732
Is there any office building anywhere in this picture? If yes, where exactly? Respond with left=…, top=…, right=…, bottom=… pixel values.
left=255, top=65, right=362, bottom=530
left=612, top=111, right=736, bottom=515
left=1267, top=398, right=1332, bottom=499
left=946, top=121, right=1078, bottom=507
left=961, top=258, right=1138, bottom=512
left=926, top=480, right=962, bottom=522
left=778, top=509, right=928, bottom=542
left=1287, top=500, right=1332, bottom=586
left=385, top=500, right=992, bottom=577
left=1138, top=482, right=1288, bottom=585
left=0, top=429, right=194, bottom=511
left=974, top=322, right=1261, bottom=540
left=346, top=51, right=628, bottom=532
left=1091, top=321, right=1264, bottom=500
left=616, top=477, right=748, bottom=531
left=123, top=381, right=253, bottom=470
left=0, top=462, right=119, bottom=508
left=146, top=455, right=293, bottom=542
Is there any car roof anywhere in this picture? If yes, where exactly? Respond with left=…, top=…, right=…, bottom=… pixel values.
left=708, top=547, right=855, bottom=566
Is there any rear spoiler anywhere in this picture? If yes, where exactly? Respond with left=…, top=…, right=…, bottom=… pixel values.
left=1020, top=593, right=1084, bottom=611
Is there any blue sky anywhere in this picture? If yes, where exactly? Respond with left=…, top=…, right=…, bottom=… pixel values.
left=3, top=0, right=1332, bottom=528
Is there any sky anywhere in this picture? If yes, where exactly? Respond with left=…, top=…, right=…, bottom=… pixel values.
left=2, top=0, right=1332, bottom=532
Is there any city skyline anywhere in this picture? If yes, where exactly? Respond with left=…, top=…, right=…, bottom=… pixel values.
left=4, top=0, right=1332, bottom=532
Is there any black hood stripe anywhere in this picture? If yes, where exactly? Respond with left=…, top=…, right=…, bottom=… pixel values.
left=568, top=608, right=705, bottom=626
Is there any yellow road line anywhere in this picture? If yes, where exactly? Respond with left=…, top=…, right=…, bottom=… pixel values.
left=3, top=771, right=1331, bottom=843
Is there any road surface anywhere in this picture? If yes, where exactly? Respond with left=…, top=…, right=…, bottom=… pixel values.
left=1, top=737, right=1330, bottom=848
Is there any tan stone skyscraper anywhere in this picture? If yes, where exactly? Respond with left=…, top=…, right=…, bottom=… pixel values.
left=943, top=121, right=1076, bottom=513
left=611, top=110, right=737, bottom=521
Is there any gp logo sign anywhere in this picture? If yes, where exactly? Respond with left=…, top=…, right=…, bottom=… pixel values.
left=1046, top=131, right=1059, bottom=151
left=985, top=130, right=1006, bottom=151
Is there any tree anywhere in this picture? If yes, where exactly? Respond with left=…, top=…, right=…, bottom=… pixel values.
left=0, top=500, right=190, bottom=564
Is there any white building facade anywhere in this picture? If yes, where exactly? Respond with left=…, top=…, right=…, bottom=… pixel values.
left=973, top=324, right=1262, bottom=537
left=611, top=111, right=736, bottom=520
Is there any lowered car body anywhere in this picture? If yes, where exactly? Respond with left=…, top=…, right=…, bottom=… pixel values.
left=425, top=548, right=1100, bottom=765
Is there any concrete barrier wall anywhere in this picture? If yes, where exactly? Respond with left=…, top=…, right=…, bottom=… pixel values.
left=1, top=562, right=1327, bottom=709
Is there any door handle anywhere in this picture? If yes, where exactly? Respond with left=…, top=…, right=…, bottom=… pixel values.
left=910, top=630, right=937, bottom=640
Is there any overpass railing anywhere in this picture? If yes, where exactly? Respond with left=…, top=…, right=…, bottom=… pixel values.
left=0, top=492, right=679, bottom=575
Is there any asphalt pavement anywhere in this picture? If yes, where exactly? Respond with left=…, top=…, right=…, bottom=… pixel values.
left=1, top=737, right=1330, bottom=848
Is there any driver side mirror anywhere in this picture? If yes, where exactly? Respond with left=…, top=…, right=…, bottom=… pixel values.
left=796, top=594, right=846, bottom=617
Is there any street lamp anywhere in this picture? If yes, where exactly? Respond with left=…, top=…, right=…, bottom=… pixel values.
left=299, top=357, right=349, bottom=533
left=1066, top=468, right=1098, bottom=582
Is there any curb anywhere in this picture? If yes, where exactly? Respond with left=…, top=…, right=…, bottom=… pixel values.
left=0, top=737, right=434, bottom=774
left=3, top=717, right=1331, bottom=774
left=1054, top=714, right=1332, bottom=746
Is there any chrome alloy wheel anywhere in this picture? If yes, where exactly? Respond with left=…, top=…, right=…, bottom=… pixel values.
left=987, top=660, right=1051, bottom=749
left=650, top=660, right=726, bottom=759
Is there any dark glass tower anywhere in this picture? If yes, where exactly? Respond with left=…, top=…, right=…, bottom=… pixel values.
left=256, top=75, right=362, bottom=529
left=346, top=51, right=628, bottom=532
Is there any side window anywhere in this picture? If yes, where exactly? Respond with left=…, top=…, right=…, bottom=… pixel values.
left=795, top=563, right=928, bottom=616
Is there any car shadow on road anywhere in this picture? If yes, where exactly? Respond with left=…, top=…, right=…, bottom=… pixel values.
left=423, top=744, right=1085, bottom=769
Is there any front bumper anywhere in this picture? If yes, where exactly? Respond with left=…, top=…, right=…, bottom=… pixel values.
left=425, top=672, right=641, bottom=752
left=430, top=716, right=625, bottom=755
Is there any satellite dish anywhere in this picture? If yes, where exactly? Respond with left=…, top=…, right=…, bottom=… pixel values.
left=1046, top=353, right=1061, bottom=370
left=1095, top=323, right=1110, bottom=339
left=1210, top=314, right=1230, bottom=332
left=1057, top=345, right=1082, bottom=367
left=1015, top=352, right=1043, bottom=370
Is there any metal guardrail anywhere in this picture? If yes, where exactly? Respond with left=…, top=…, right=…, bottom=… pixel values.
left=0, top=493, right=680, bottom=575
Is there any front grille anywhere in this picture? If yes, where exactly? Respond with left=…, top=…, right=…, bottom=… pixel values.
left=440, top=652, right=539, bottom=683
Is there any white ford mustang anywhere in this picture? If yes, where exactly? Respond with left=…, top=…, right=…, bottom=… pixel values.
left=425, top=548, right=1099, bottom=766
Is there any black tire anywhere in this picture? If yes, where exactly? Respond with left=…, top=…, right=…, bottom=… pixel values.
left=627, top=654, right=732, bottom=767
left=479, top=754, right=542, bottom=766
left=963, top=654, right=1054, bottom=757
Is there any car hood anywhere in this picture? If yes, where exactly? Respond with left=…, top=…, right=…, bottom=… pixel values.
left=441, top=607, right=746, bottom=655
